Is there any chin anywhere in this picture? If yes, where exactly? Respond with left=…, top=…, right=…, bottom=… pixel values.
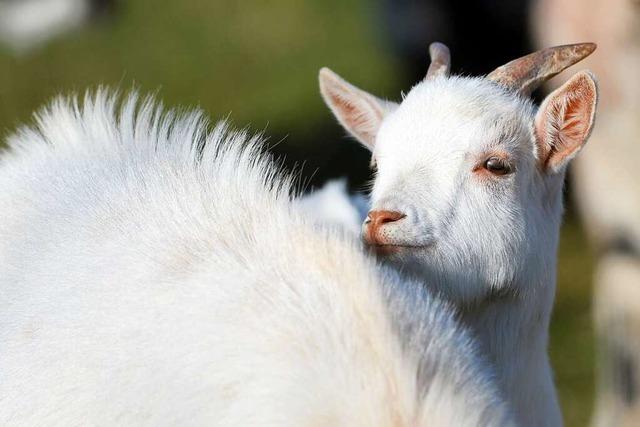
left=371, top=244, right=432, bottom=272
left=373, top=247, right=466, bottom=292
left=370, top=242, right=512, bottom=305
left=370, top=244, right=414, bottom=256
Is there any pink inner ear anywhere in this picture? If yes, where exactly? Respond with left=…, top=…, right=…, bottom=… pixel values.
left=328, top=90, right=381, bottom=145
left=537, top=74, right=596, bottom=171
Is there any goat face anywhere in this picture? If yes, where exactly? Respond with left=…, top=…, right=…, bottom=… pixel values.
left=366, top=79, right=539, bottom=304
left=320, top=44, right=598, bottom=305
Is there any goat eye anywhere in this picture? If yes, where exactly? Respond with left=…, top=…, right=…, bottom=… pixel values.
left=484, top=157, right=512, bottom=175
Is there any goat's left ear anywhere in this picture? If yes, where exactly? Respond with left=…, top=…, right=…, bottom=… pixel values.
left=534, top=71, right=598, bottom=173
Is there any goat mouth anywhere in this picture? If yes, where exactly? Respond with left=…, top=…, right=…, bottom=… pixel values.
left=367, top=243, right=431, bottom=255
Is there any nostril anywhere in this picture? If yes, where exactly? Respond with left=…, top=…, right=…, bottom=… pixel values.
left=366, top=210, right=406, bottom=227
left=380, top=214, right=403, bottom=224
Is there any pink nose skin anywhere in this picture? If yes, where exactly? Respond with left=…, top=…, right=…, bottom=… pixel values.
left=364, top=210, right=406, bottom=246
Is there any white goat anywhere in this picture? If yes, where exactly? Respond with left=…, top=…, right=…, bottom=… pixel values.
left=319, top=43, right=599, bottom=427
left=0, top=92, right=514, bottom=426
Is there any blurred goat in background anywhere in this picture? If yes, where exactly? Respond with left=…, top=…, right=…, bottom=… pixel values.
left=0, top=0, right=115, bottom=53
left=533, top=1, right=640, bottom=425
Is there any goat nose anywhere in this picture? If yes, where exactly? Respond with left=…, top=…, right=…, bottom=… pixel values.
left=364, top=210, right=406, bottom=245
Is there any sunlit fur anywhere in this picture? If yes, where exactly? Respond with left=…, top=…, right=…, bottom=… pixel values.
left=0, top=92, right=514, bottom=426
left=320, top=70, right=598, bottom=426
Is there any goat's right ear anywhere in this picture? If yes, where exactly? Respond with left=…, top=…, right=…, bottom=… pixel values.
left=319, top=68, right=392, bottom=151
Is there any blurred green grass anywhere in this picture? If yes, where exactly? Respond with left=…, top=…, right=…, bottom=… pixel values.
left=0, top=0, right=398, bottom=136
left=0, top=1, right=595, bottom=425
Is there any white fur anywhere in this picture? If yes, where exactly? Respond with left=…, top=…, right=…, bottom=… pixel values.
left=0, top=92, right=514, bottom=426
left=320, top=70, right=598, bottom=426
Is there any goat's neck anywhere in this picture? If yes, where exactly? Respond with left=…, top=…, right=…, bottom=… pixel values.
left=461, top=263, right=562, bottom=427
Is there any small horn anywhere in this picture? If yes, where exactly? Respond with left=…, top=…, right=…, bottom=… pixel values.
left=426, top=42, right=451, bottom=80
left=487, top=42, right=596, bottom=95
